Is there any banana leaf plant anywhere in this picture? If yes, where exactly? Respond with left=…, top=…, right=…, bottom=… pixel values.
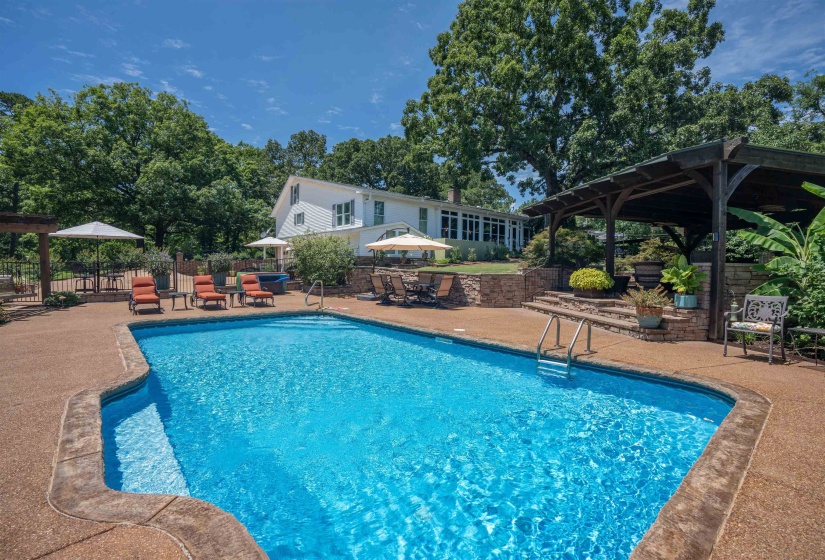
left=728, top=182, right=825, bottom=296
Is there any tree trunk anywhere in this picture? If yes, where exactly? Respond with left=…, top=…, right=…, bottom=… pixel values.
left=8, top=182, right=19, bottom=257
left=154, top=224, right=166, bottom=248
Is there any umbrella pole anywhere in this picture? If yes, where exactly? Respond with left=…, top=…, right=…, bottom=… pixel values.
left=96, top=238, right=101, bottom=293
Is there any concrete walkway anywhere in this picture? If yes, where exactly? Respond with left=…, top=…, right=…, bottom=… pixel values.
left=1, top=294, right=823, bottom=558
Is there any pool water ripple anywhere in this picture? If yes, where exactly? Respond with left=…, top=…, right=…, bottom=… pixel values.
left=103, top=315, right=730, bottom=559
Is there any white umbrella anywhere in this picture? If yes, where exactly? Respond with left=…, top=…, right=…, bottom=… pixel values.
left=245, top=236, right=289, bottom=259
left=365, top=233, right=452, bottom=251
left=50, top=221, right=144, bottom=292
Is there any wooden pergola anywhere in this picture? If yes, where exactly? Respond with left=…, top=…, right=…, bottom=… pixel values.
left=0, top=213, right=60, bottom=298
left=523, top=138, right=825, bottom=339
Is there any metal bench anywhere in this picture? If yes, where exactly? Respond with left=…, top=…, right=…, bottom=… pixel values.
left=724, top=295, right=788, bottom=364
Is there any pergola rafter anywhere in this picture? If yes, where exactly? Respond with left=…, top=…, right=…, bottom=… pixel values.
left=0, top=213, right=60, bottom=298
left=523, top=138, right=825, bottom=339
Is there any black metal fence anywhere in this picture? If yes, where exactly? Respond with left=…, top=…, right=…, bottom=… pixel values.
left=0, top=257, right=295, bottom=303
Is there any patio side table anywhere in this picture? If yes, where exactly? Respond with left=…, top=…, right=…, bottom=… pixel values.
left=167, top=291, right=189, bottom=311
left=218, top=289, right=245, bottom=308
left=789, top=327, right=825, bottom=366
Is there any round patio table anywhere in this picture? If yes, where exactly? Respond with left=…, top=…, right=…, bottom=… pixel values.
left=789, top=327, right=825, bottom=366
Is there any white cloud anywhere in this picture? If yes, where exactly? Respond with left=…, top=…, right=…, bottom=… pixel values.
left=241, top=123, right=253, bottom=130
left=338, top=125, right=364, bottom=137
left=266, top=106, right=287, bottom=115
left=160, top=80, right=182, bottom=96
left=414, top=21, right=428, bottom=30
left=99, top=37, right=117, bottom=48
left=389, top=122, right=403, bottom=131
left=370, top=92, right=383, bottom=105
left=71, top=74, right=123, bottom=86
left=244, top=79, right=269, bottom=92
left=71, top=5, right=119, bottom=33
left=398, top=2, right=416, bottom=13
left=121, top=63, right=143, bottom=77
left=181, top=65, right=204, bottom=78
left=318, top=118, right=331, bottom=124
left=216, top=93, right=228, bottom=100
left=162, top=38, right=189, bottom=49
left=51, top=57, right=72, bottom=64
left=327, top=106, right=343, bottom=115
left=0, top=17, right=15, bottom=25
left=52, top=45, right=95, bottom=58
left=203, top=85, right=213, bottom=91
left=256, top=55, right=283, bottom=62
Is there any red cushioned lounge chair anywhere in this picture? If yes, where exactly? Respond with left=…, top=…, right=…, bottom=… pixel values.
left=239, top=274, right=275, bottom=307
left=129, top=276, right=162, bottom=314
left=192, top=275, right=227, bottom=309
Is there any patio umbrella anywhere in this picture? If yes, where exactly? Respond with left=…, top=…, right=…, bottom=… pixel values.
left=365, top=233, right=452, bottom=251
left=50, top=221, right=144, bottom=291
left=245, top=236, right=289, bottom=259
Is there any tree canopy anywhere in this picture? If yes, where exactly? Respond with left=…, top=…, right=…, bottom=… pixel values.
left=402, top=0, right=808, bottom=198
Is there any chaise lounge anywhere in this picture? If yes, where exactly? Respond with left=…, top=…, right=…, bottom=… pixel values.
left=129, top=276, right=162, bottom=314
left=239, top=274, right=275, bottom=307
left=192, top=275, right=227, bottom=309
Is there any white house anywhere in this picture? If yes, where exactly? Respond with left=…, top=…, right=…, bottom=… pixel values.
left=270, top=176, right=530, bottom=257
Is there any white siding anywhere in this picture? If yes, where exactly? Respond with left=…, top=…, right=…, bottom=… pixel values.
left=275, top=179, right=363, bottom=239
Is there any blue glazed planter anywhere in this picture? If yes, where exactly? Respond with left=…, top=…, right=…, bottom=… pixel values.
left=674, top=294, right=698, bottom=309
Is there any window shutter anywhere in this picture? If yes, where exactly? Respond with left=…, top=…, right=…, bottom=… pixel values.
left=332, top=204, right=336, bottom=227
left=351, top=199, right=355, bottom=225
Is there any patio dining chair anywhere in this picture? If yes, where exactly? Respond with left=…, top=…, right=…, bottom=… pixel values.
left=369, top=273, right=393, bottom=305
left=427, top=274, right=455, bottom=309
left=192, top=275, right=227, bottom=309
left=389, top=276, right=412, bottom=307
left=724, top=294, right=788, bottom=364
left=71, top=262, right=94, bottom=292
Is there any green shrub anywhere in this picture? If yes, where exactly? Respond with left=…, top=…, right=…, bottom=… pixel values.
left=522, top=227, right=603, bottom=268
left=785, top=260, right=825, bottom=331
left=142, top=248, right=173, bottom=277
left=0, top=306, right=9, bottom=324
left=467, top=248, right=477, bottom=261
left=117, top=246, right=144, bottom=269
left=432, top=257, right=451, bottom=265
left=726, top=234, right=763, bottom=263
left=43, top=291, right=81, bottom=307
left=448, top=248, right=463, bottom=263
left=569, top=268, right=614, bottom=291
left=208, top=252, right=234, bottom=273
left=290, top=234, right=355, bottom=285
left=615, top=238, right=679, bottom=273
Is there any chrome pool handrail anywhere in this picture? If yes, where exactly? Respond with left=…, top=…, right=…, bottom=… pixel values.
left=536, top=314, right=562, bottom=362
left=305, top=280, right=327, bottom=310
left=567, top=318, right=594, bottom=374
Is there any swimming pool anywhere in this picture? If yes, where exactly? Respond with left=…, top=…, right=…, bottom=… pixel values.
left=103, top=314, right=731, bottom=559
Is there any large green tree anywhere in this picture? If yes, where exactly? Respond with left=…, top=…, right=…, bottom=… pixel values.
left=403, top=0, right=728, bottom=197
left=749, top=73, right=825, bottom=154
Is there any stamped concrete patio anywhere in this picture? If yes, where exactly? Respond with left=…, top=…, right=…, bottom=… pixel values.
left=1, top=294, right=823, bottom=559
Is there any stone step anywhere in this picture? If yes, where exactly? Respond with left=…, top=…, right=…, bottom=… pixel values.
left=579, top=304, right=691, bottom=324
left=521, top=302, right=672, bottom=342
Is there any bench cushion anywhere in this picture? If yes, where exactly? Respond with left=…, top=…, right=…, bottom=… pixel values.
left=246, top=290, right=273, bottom=298
left=197, top=291, right=226, bottom=301
left=729, top=321, right=779, bottom=333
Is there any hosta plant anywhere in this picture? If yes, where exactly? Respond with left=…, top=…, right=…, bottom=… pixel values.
left=660, top=255, right=708, bottom=295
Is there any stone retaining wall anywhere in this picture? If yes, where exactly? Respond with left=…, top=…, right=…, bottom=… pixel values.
left=307, top=266, right=561, bottom=308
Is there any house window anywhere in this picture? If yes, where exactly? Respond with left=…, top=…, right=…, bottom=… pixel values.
left=462, top=213, right=480, bottom=241
left=294, top=212, right=304, bottom=226
left=334, top=200, right=353, bottom=227
left=441, top=210, right=459, bottom=239
left=419, top=208, right=428, bottom=234
left=374, top=201, right=384, bottom=226
left=290, top=183, right=300, bottom=205
left=483, top=217, right=506, bottom=243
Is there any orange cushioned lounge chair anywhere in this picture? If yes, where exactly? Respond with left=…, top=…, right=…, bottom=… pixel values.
left=129, top=276, right=162, bottom=314
left=192, top=275, right=227, bottom=309
left=239, top=274, right=275, bottom=307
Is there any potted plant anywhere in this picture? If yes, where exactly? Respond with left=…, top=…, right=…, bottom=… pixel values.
left=660, top=255, right=708, bottom=308
left=570, top=268, right=613, bottom=298
left=621, top=286, right=671, bottom=328
left=569, top=268, right=614, bottom=298
left=209, top=252, right=233, bottom=287
left=143, top=249, right=173, bottom=290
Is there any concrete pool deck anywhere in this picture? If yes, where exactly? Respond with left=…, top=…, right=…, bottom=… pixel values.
left=1, top=293, right=824, bottom=558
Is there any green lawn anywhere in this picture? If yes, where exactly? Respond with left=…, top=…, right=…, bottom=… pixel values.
left=418, top=262, right=522, bottom=274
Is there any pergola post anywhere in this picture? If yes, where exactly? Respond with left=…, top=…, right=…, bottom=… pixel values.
left=548, top=211, right=565, bottom=262
left=594, top=190, right=631, bottom=276
left=38, top=233, right=51, bottom=299
left=709, top=162, right=728, bottom=340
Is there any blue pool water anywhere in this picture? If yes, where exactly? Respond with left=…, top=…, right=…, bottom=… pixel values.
left=103, top=315, right=731, bottom=559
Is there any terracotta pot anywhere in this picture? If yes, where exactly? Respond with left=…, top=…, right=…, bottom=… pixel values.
left=635, top=306, right=663, bottom=328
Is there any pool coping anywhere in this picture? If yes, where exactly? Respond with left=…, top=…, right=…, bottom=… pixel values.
left=48, top=310, right=771, bottom=560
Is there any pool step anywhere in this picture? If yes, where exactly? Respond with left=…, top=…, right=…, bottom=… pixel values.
left=521, top=301, right=673, bottom=342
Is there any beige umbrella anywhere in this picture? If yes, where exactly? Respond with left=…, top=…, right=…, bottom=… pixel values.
left=365, top=233, right=452, bottom=251
left=245, top=236, right=289, bottom=259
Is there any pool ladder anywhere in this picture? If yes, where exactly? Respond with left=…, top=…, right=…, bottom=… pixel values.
left=305, top=280, right=329, bottom=310
left=536, top=315, right=594, bottom=377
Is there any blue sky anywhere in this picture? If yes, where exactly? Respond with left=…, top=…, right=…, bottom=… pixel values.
left=1, top=0, right=824, bottom=205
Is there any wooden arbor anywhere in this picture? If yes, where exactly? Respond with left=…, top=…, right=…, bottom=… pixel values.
left=523, top=138, right=825, bottom=339
left=0, top=213, right=60, bottom=299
